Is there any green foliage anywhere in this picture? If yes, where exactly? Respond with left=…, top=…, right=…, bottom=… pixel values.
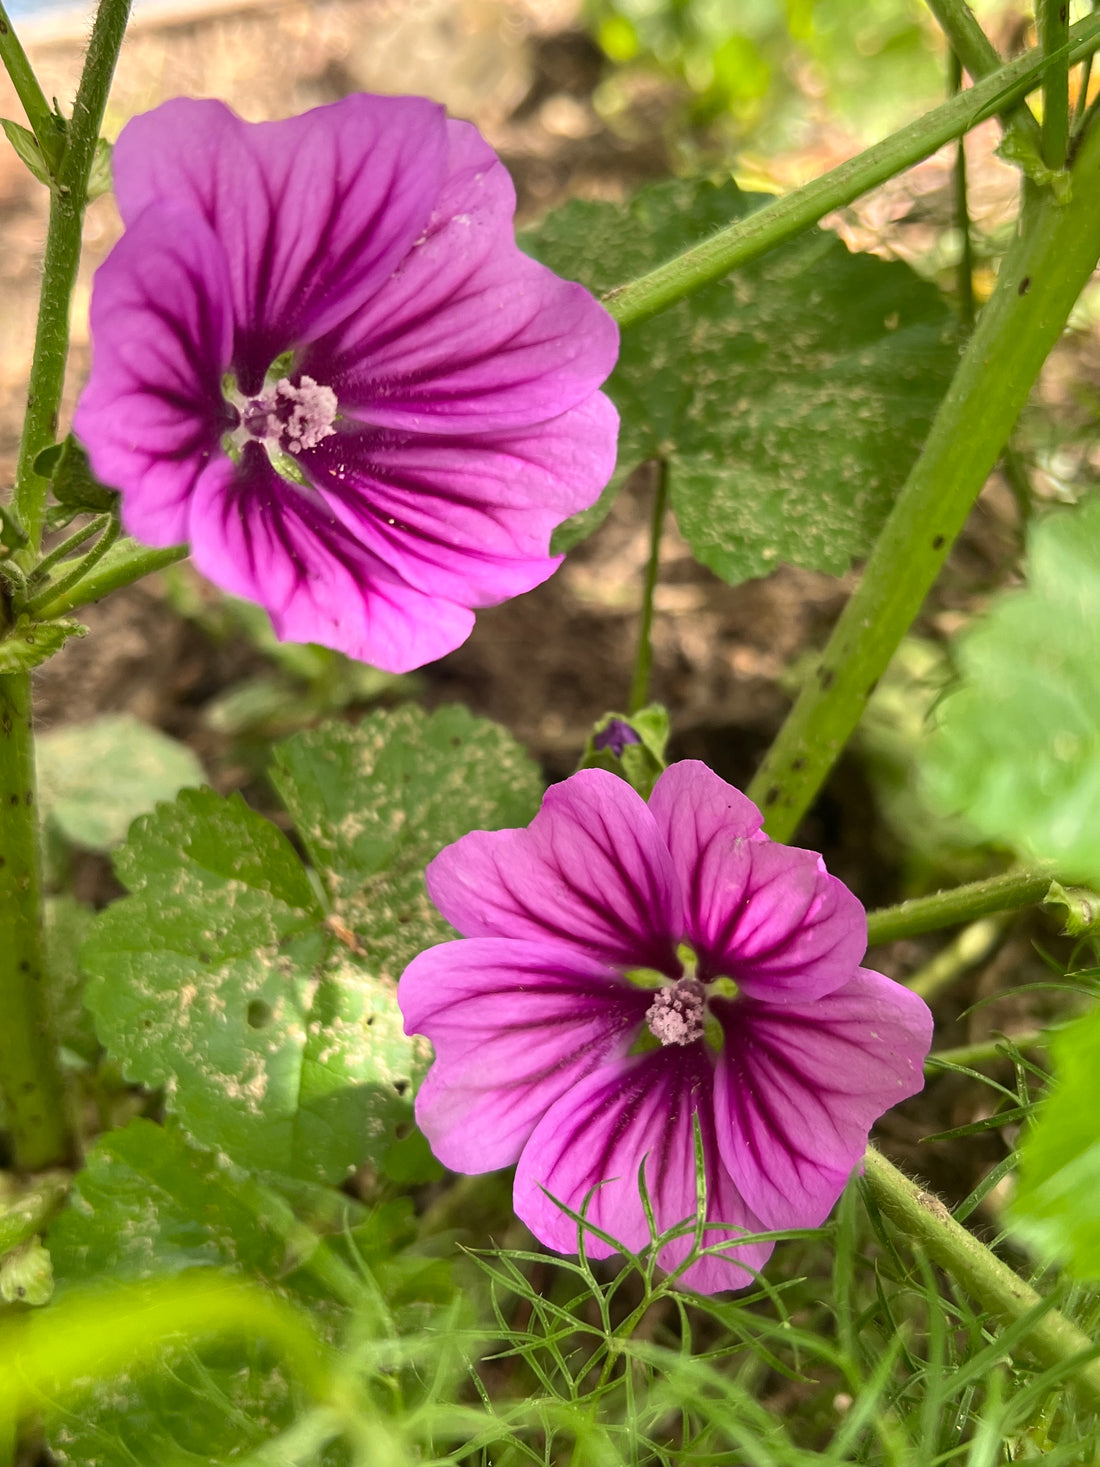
left=922, top=496, right=1100, bottom=884
left=81, top=707, right=542, bottom=1186
left=1014, top=1005, right=1100, bottom=1281
left=37, top=713, right=205, bottom=850
left=0, top=616, right=85, bottom=673
left=526, top=177, right=956, bottom=579
left=36, top=434, right=119, bottom=519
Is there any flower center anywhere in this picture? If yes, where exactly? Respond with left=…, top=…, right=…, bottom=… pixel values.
left=240, top=375, right=338, bottom=455
left=645, top=978, right=706, bottom=1047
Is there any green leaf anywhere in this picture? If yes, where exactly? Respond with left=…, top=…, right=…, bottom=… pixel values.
left=1013, top=1006, right=1100, bottom=1279
left=524, top=178, right=956, bottom=579
left=921, top=497, right=1100, bottom=883
left=0, top=617, right=86, bottom=673
left=1, top=117, right=50, bottom=186
left=84, top=708, right=542, bottom=1184
left=44, top=896, right=98, bottom=1063
left=46, top=433, right=119, bottom=515
left=0, top=502, right=28, bottom=554
left=87, top=136, right=113, bottom=200
left=37, top=713, right=205, bottom=850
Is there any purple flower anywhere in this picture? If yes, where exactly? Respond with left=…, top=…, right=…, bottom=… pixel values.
left=74, top=96, right=619, bottom=673
left=593, top=717, right=642, bottom=758
left=399, top=762, right=933, bottom=1293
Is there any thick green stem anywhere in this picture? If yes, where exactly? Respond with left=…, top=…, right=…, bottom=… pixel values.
left=1039, top=0, right=1070, bottom=170
left=747, top=114, right=1100, bottom=842
left=866, top=868, right=1052, bottom=946
left=31, top=538, right=187, bottom=621
left=863, top=1149, right=1100, bottom=1410
left=0, top=0, right=62, bottom=171
left=10, top=0, right=131, bottom=562
left=0, top=673, right=74, bottom=1170
left=628, top=461, right=668, bottom=715
left=602, top=14, right=1100, bottom=331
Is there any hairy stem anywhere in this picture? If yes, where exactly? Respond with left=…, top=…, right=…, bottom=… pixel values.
left=863, top=1149, right=1100, bottom=1410
left=747, top=112, right=1100, bottom=842
left=25, top=516, right=119, bottom=615
left=866, top=868, right=1052, bottom=945
left=0, top=0, right=62, bottom=170
left=950, top=52, right=976, bottom=330
left=0, top=673, right=74, bottom=1170
left=928, top=1031, right=1048, bottom=1070
left=628, top=461, right=668, bottom=715
left=10, top=0, right=131, bottom=562
left=1039, top=0, right=1070, bottom=170
left=30, top=539, right=187, bottom=621
left=602, top=13, right=1100, bottom=330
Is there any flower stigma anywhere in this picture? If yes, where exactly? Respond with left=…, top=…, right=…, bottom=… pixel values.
left=223, top=369, right=339, bottom=485
left=645, top=978, right=706, bottom=1046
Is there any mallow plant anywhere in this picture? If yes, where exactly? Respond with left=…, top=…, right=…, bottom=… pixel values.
left=2, top=0, right=1100, bottom=1462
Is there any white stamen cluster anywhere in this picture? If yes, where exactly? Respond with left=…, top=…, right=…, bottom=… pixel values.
left=645, top=978, right=706, bottom=1047
left=245, top=375, right=338, bottom=454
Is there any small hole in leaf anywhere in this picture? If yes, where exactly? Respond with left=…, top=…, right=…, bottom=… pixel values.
left=247, top=1000, right=274, bottom=1029
left=394, top=1079, right=409, bottom=1097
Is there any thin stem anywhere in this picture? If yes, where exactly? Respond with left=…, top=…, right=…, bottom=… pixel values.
left=0, top=672, right=75, bottom=1170
left=862, top=1148, right=1100, bottom=1410
left=29, top=538, right=187, bottom=621
left=866, top=868, right=1052, bottom=946
left=905, top=916, right=1008, bottom=1002
left=602, top=14, right=1100, bottom=331
left=26, top=516, right=119, bottom=615
left=628, top=460, right=668, bottom=715
left=926, top=0, right=1044, bottom=150
left=0, top=0, right=62, bottom=171
left=1039, top=0, right=1071, bottom=171
left=950, top=51, right=976, bottom=331
left=10, top=0, right=131, bottom=562
left=747, top=112, right=1100, bottom=842
left=27, top=512, right=111, bottom=585
left=928, top=1030, right=1048, bottom=1070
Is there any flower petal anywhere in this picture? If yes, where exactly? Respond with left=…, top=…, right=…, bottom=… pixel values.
left=305, top=117, right=619, bottom=434
left=74, top=202, right=234, bottom=546
left=187, top=448, right=474, bottom=671
left=112, top=96, right=448, bottom=392
left=401, top=937, right=646, bottom=1173
left=712, top=968, right=933, bottom=1229
left=425, top=768, right=683, bottom=972
left=693, top=837, right=867, bottom=1000
left=514, top=1048, right=773, bottom=1293
left=303, top=393, right=618, bottom=606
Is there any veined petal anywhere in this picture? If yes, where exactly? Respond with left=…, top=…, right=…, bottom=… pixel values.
left=111, top=96, right=448, bottom=393
left=74, top=202, right=234, bottom=547
left=693, top=837, right=867, bottom=1000
left=187, top=448, right=474, bottom=672
left=425, top=768, right=683, bottom=973
left=304, top=393, right=618, bottom=606
left=713, top=969, right=933, bottom=1230
left=401, top=937, right=646, bottom=1172
left=514, top=1048, right=773, bottom=1293
left=305, top=118, right=619, bottom=434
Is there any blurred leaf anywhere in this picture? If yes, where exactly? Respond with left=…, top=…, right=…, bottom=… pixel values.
left=0, top=1238, right=54, bottom=1306
left=1013, top=1005, right=1100, bottom=1279
left=0, top=502, right=28, bottom=553
left=1, top=117, right=50, bottom=186
left=37, top=714, right=205, bottom=850
left=921, top=497, right=1100, bottom=884
left=87, top=136, right=113, bottom=200
left=44, top=896, right=98, bottom=1063
left=83, top=708, right=542, bottom=1185
left=0, top=617, right=86, bottom=673
left=525, top=177, right=956, bottom=579
left=46, top=434, right=119, bottom=516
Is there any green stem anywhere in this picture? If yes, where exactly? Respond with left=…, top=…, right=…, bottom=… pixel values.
left=747, top=112, right=1100, bottom=842
left=10, top=0, right=131, bottom=562
left=0, top=1171, right=69, bottom=1254
left=602, top=14, right=1100, bottom=331
left=0, top=673, right=74, bottom=1170
left=863, top=1149, right=1100, bottom=1410
left=1039, top=0, right=1070, bottom=170
left=26, top=512, right=111, bottom=587
left=905, top=916, right=1007, bottom=1002
left=926, top=0, right=1044, bottom=152
left=928, top=1030, right=1048, bottom=1070
left=866, top=868, right=1052, bottom=946
left=628, top=460, right=668, bottom=715
left=30, top=538, right=187, bottom=621
left=950, top=52, right=976, bottom=331
left=0, top=0, right=62, bottom=171
left=26, top=516, right=119, bottom=615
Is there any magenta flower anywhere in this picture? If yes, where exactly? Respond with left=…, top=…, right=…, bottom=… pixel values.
left=74, top=96, right=618, bottom=673
left=399, top=762, right=932, bottom=1292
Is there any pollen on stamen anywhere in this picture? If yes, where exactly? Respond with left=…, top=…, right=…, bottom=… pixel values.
left=278, top=376, right=338, bottom=453
left=645, top=978, right=706, bottom=1047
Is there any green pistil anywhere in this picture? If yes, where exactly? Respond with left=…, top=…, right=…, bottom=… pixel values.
left=623, top=965, right=668, bottom=990
left=709, top=976, right=739, bottom=1001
